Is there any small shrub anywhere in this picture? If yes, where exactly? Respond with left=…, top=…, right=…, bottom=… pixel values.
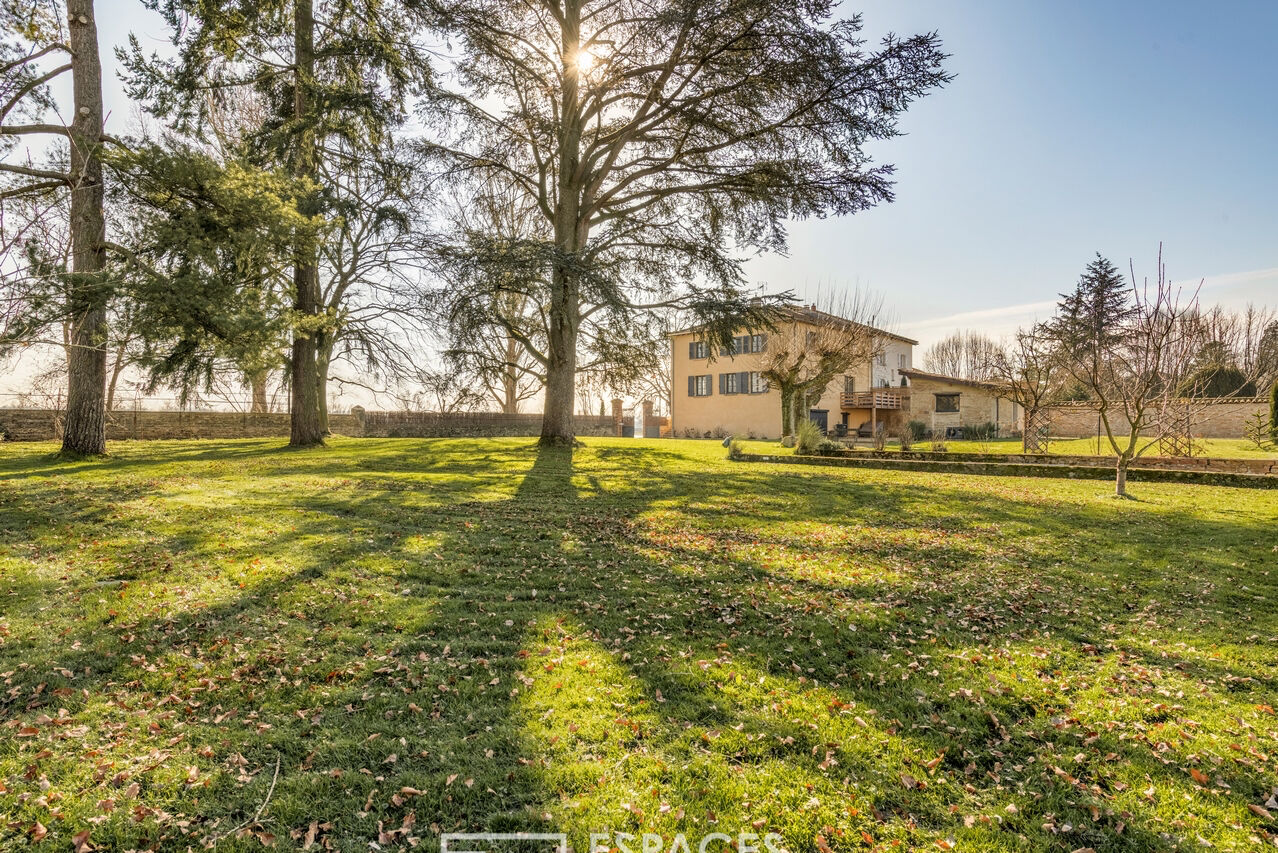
left=907, top=420, right=928, bottom=441
left=960, top=421, right=998, bottom=441
left=814, top=439, right=843, bottom=456
left=795, top=419, right=823, bottom=454
left=930, top=430, right=947, bottom=452
left=711, top=426, right=728, bottom=440
left=872, top=423, right=886, bottom=451
left=727, top=435, right=746, bottom=459
left=898, top=430, right=913, bottom=451
left=1271, top=380, right=1278, bottom=443
left=1244, top=411, right=1273, bottom=450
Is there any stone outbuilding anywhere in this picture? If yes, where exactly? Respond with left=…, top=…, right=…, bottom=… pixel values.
left=899, top=369, right=1020, bottom=437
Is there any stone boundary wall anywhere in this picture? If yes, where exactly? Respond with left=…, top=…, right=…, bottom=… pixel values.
left=1041, top=398, right=1267, bottom=439
left=736, top=452, right=1278, bottom=489
left=353, top=409, right=614, bottom=438
left=0, top=408, right=613, bottom=442
left=0, top=408, right=358, bottom=442
left=810, top=448, right=1277, bottom=476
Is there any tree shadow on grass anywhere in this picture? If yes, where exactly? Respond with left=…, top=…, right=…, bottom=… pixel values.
left=0, top=440, right=1274, bottom=850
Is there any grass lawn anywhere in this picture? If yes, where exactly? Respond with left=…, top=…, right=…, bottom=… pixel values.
left=1, top=437, right=1277, bottom=852
left=738, top=437, right=1278, bottom=460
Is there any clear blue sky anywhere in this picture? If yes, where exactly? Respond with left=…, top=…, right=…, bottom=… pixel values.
left=743, top=0, right=1278, bottom=347
left=93, top=0, right=1278, bottom=354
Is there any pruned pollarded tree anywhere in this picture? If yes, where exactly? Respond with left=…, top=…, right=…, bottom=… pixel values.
left=2, top=0, right=110, bottom=454
left=987, top=325, right=1058, bottom=453
left=422, top=0, right=950, bottom=445
left=757, top=294, right=886, bottom=440
left=922, top=329, right=1000, bottom=380
left=123, top=0, right=429, bottom=446
left=1042, top=249, right=1211, bottom=497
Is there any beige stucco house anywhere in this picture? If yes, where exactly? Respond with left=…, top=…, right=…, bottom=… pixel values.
left=898, top=369, right=1020, bottom=437
left=669, top=305, right=916, bottom=439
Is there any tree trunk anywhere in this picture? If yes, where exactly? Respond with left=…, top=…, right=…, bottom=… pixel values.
left=779, top=386, right=793, bottom=438
left=539, top=2, right=584, bottom=447
left=106, top=338, right=127, bottom=413
left=1115, top=457, right=1128, bottom=497
left=248, top=369, right=269, bottom=413
left=316, top=330, right=332, bottom=435
left=502, top=334, right=519, bottom=414
left=61, top=0, right=108, bottom=456
left=540, top=285, right=578, bottom=445
left=288, top=0, right=324, bottom=447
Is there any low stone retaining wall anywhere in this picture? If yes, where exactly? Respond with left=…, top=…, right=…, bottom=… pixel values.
left=821, top=449, right=1277, bottom=476
left=735, top=452, right=1278, bottom=489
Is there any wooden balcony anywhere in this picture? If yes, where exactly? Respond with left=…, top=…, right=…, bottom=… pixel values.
left=841, top=391, right=903, bottom=410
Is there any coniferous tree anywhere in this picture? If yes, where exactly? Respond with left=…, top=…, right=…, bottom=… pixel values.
left=422, top=0, right=950, bottom=445
left=122, top=0, right=428, bottom=445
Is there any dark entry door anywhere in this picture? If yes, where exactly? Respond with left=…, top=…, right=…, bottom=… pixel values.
left=808, top=409, right=828, bottom=434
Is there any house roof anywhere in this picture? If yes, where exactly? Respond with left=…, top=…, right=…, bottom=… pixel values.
left=668, top=302, right=917, bottom=345
left=898, top=368, right=1009, bottom=392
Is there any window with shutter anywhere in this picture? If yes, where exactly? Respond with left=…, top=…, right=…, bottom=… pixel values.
left=738, top=371, right=749, bottom=393
left=688, top=375, right=695, bottom=396
left=719, top=373, right=727, bottom=394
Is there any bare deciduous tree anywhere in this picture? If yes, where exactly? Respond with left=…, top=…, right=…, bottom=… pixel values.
left=2, top=0, right=111, bottom=454
left=987, top=326, right=1057, bottom=453
left=922, top=329, right=999, bottom=380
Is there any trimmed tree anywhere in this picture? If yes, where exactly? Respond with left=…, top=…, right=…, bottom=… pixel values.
left=757, top=298, right=885, bottom=441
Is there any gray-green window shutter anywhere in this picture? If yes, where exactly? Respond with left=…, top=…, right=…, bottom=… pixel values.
left=688, top=375, right=695, bottom=396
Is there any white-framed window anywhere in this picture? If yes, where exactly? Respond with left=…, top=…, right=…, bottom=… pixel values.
left=875, top=352, right=887, bottom=366
left=750, top=372, right=768, bottom=394
left=898, top=353, right=908, bottom=368
left=688, top=340, right=708, bottom=359
left=689, top=374, right=712, bottom=396
left=750, top=333, right=767, bottom=353
left=721, top=372, right=742, bottom=394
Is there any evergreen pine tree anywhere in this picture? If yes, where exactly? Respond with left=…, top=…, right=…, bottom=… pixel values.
left=122, top=0, right=428, bottom=445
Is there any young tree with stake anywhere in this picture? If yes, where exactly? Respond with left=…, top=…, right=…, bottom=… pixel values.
left=1043, top=250, right=1206, bottom=497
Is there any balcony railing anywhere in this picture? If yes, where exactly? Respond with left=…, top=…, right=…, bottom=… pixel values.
left=841, top=391, right=903, bottom=410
